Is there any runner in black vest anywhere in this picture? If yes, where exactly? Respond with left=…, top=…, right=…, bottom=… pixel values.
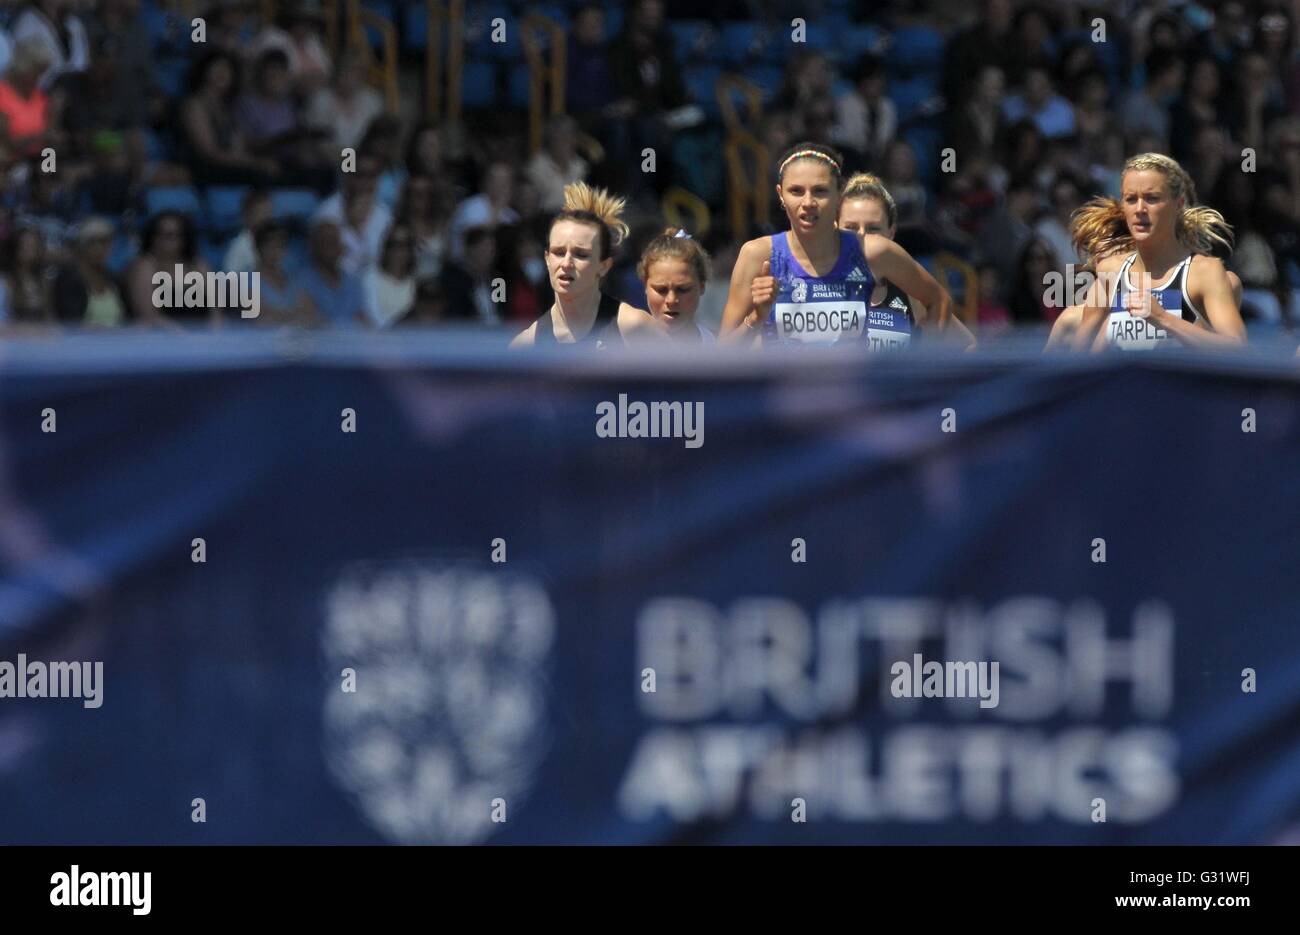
left=511, top=182, right=668, bottom=349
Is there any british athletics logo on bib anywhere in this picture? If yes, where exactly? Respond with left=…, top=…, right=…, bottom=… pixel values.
left=774, top=279, right=867, bottom=344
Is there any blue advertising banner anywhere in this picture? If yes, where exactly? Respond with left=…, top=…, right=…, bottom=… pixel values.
left=1, top=333, right=1298, bottom=844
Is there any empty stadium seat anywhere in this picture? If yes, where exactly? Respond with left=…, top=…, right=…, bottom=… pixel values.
left=669, top=20, right=716, bottom=64
left=838, top=24, right=887, bottom=61
left=145, top=186, right=202, bottom=218
left=461, top=60, right=497, bottom=109
left=683, top=65, right=723, bottom=120
left=720, top=22, right=767, bottom=65
left=269, top=189, right=321, bottom=225
left=743, top=64, right=783, bottom=102
left=205, top=187, right=249, bottom=237
left=890, top=26, right=946, bottom=75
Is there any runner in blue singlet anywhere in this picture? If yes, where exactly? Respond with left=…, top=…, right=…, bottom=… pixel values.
left=719, top=141, right=972, bottom=349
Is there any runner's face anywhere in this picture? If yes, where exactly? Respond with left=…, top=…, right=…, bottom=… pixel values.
left=778, top=161, right=837, bottom=236
left=547, top=220, right=609, bottom=298
left=838, top=197, right=893, bottom=239
left=643, top=257, right=701, bottom=329
left=1122, top=169, right=1182, bottom=245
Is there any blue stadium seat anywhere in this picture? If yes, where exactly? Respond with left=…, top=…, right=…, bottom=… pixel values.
left=107, top=233, right=139, bottom=276
left=142, top=128, right=171, bottom=162
left=401, top=3, right=429, bottom=54
left=890, top=75, right=942, bottom=124
left=720, top=22, right=766, bottom=66
left=838, top=25, right=887, bottom=62
left=285, top=237, right=311, bottom=275
left=461, top=60, right=497, bottom=109
left=742, top=64, right=784, bottom=102
left=507, top=66, right=531, bottom=110
left=205, top=187, right=249, bottom=237
left=669, top=20, right=716, bottom=65
left=198, top=234, right=227, bottom=271
left=145, top=186, right=202, bottom=218
left=602, top=2, right=623, bottom=37
left=155, top=57, right=190, bottom=101
left=683, top=65, right=723, bottom=120
left=890, top=26, right=946, bottom=75
left=269, top=189, right=321, bottom=225
left=905, top=125, right=944, bottom=188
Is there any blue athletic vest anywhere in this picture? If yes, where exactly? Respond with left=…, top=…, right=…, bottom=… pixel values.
left=1106, top=252, right=1206, bottom=349
left=763, top=230, right=878, bottom=345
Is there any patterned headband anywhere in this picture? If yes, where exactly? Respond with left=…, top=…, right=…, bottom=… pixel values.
left=778, top=149, right=841, bottom=178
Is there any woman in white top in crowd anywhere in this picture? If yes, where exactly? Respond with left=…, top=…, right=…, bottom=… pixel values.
left=363, top=223, right=416, bottom=327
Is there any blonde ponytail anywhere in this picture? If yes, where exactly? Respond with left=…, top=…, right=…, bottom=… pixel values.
left=1071, top=153, right=1235, bottom=264
left=840, top=172, right=898, bottom=228
left=552, top=181, right=629, bottom=261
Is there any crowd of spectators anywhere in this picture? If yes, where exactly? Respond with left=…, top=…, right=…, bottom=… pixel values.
left=0, top=0, right=1299, bottom=333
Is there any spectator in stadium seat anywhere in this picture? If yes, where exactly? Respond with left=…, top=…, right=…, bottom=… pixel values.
left=1187, top=123, right=1230, bottom=203
left=11, top=0, right=87, bottom=90
left=1001, top=65, right=1076, bottom=141
left=75, top=130, right=137, bottom=221
left=396, top=173, right=452, bottom=280
left=314, top=153, right=392, bottom=276
left=605, top=0, right=688, bottom=199
left=1120, top=50, right=1185, bottom=150
left=236, top=47, right=334, bottom=192
left=1035, top=173, right=1084, bottom=270
left=1071, top=70, right=1117, bottom=174
left=248, top=0, right=332, bottom=97
left=880, top=139, right=929, bottom=249
left=0, top=224, right=52, bottom=323
left=439, top=224, right=500, bottom=325
left=404, top=121, right=473, bottom=201
left=303, top=50, right=383, bottom=156
left=299, top=215, right=364, bottom=326
left=180, top=49, right=281, bottom=187
left=251, top=220, right=313, bottom=325
left=403, top=276, right=449, bottom=324
left=942, top=0, right=1015, bottom=108
left=951, top=65, right=1005, bottom=168
left=1169, top=56, right=1223, bottom=163
left=496, top=223, right=548, bottom=326
left=1227, top=50, right=1288, bottom=153
left=356, top=115, right=405, bottom=208
left=0, top=37, right=54, bottom=157
left=62, top=33, right=147, bottom=159
left=833, top=53, right=897, bottom=169
left=362, top=222, right=415, bottom=327
left=565, top=3, right=613, bottom=122
left=126, top=211, right=218, bottom=326
left=1188, top=0, right=1249, bottom=70
left=527, top=115, right=589, bottom=214
left=1007, top=236, right=1062, bottom=324
left=222, top=188, right=272, bottom=273
left=52, top=215, right=126, bottom=326
left=449, top=161, right=519, bottom=262
left=84, top=0, right=154, bottom=122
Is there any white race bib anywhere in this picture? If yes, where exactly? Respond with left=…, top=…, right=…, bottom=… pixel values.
left=773, top=301, right=868, bottom=344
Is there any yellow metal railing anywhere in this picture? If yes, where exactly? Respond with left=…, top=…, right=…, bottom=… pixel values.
left=662, top=187, right=711, bottom=239
left=933, top=252, right=979, bottom=326
left=715, top=75, right=769, bottom=237
left=425, top=0, right=465, bottom=121
left=521, top=13, right=566, bottom=154
left=345, top=0, right=399, bottom=112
